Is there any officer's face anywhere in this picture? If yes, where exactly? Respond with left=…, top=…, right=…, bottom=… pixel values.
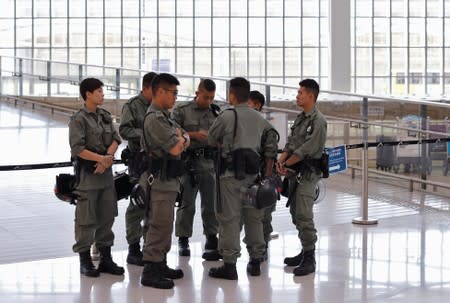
left=160, top=84, right=178, bottom=109
left=248, top=99, right=262, bottom=112
left=86, top=87, right=104, bottom=105
left=296, top=86, right=313, bottom=108
left=195, top=88, right=215, bottom=108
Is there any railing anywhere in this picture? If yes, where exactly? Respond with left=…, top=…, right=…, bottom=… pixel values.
left=1, top=55, right=450, bottom=225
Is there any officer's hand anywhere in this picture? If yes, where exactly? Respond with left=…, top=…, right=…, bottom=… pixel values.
left=94, top=162, right=106, bottom=174
left=182, top=133, right=190, bottom=149
left=99, top=155, right=114, bottom=168
left=276, top=161, right=287, bottom=176
left=195, top=130, right=208, bottom=142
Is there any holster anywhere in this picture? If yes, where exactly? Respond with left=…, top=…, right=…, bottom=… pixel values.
left=147, top=157, right=186, bottom=180
left=218, top=149, right=260, bottom=180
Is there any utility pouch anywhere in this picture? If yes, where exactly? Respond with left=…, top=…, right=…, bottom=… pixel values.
left=319, top=152, right=329, bottom=178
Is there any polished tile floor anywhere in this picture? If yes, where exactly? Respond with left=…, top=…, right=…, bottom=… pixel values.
left=0, top=100, right=449, bottom=303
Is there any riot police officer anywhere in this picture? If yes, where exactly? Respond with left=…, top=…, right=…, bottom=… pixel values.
left=140, top=73, right=189, bottom=289
left=172, top=79, right=220, bottom=260
left=119, top=72, right=157, bottom=266
left=208, top=77, right=278, bottom=279
left=276, top=79, right=327, bottom=276
left=69, top=78, right=124, bottom=277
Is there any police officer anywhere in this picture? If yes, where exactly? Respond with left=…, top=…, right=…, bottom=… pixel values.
left=140, top=73, right=189, bottom=289
left=276, top=79, right=327, bottom=276
left=208, top=77, right=278, bottom=279
left=69, top=78, right=124, bottom=277
left=247, top=90, right=278, bottom=259
left=172, top=79, right=220, bottom=260
left=119, top=72, right=157, bottom=266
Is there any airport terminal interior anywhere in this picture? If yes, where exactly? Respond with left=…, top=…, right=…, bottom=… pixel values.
left=0, top=1, right=450, bottom=302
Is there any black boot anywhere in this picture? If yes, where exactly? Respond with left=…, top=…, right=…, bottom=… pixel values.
left=208, top=263, right=238, bottom=280
left=141, top=262, right=175, bottom=289
left=178, top=237, right=190, bottom=257
left=97, top=247, right=125, bottom=275
left=246, top=259, right=261, bottom=276
left=284, top=250, right=304, bottom=266
left=293, top=250, right=316, bottom=276
left=202, top=235, right=222, bottom=261
left=79, top=251, right=99, bottom=277
left=162, top=261, right=184, bottom=280
left=126, top=242, right=144, bottom=266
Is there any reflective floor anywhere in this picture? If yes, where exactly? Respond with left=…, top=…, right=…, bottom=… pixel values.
left=0, top=100, right=449, bottom=303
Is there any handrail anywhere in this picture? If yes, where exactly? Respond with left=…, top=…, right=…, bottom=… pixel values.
left=2, top=55, right=450, bottom=109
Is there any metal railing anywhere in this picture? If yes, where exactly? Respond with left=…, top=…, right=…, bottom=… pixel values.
left=1, top=55, right=450, bottom=225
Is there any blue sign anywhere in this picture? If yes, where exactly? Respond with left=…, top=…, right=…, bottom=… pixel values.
left=326, top=145, right=347, bottom=175
left=448, top=141, right=450, bottom=157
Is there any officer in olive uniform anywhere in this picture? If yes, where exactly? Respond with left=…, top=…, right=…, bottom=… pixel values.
left=208, top=77, right=278, bottom=279
left=140, top=73, right=189, bottom=289
left=119, top=72, right=157, bottom=266
left=172, top=79, right=220, bottom=260
left=247, top=90, right=278, bottom=259
left=277, top=79, right=327, bottom=276
left=69, top=78, right=124, bottom=277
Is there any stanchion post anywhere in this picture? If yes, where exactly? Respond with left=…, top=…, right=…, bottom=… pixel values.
left=47, top=61, right=51, bottom=97
left=353, top=97, right=378, bottom=225
left=115, top=68, right=120, bottom=100
left=19, top=58, right=23, bottom=96
left=420, top=105, right=428, bottom=190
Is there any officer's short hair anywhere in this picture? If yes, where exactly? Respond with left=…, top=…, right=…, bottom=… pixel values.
left=249, top=90, right=265, bottom=108
left=142, top=72, right=157, bottom=89
left=299, top=79, right=320, bottom=101
left=229, top=77, right=250, bottom=103
left=198, top=78, right=216, bottom=92
left=80, top=78, right=104, bottom=101
left=151, top=73, right=180, bottom=95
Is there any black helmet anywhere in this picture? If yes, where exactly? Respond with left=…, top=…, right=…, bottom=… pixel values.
left=54, top=173, right=77, bottom=204
left=247, top=178, right=278, bottom=209
left=130, top=184, right=147, bottom=209
left=114, top=172, right=134, bottom=201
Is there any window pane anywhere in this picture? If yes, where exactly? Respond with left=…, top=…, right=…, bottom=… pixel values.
left=195, top=18, right=211, bottom=47
left=52, top=0, right=67, bottom=17
left=230, top=48, right=247, bottom=76
left=160, top=0, right=175, bottom=16
left=16, top=0, right=32, bottom=17
left=195, top=0, right=211, bottom=17
left=123, top=0, right=140, bottom=17
left=285, top=48, right=301, bottom=77
left=303, top=0, right=320, bottom=17
left=285, top=0, right=301, bottom=17
left=355, top=18, right=372, bottom=46
left=356, top=48, right=372, bottom=76
left=410, top=47, right=425, bottom=70
left=105, top=48, right=121, bottom=66
left=231, top=0, right=247, bottom=16
left=177, top=18, right=194, bottom=47
left=427, top=48, right=442, bottom=71
left=374, top=77, right=389, bottom=95
left=141, top=18, right=157, bottom=46
left=69, top=19, right=86, bottom=47
left=69, top=0, right=86, bottom=17
left=213, top=18, right=229, bottom=47
left=392, top=48, right=407, bottom=71
left=141, top=47, right=157, bottom=70
left=303, top=18, right=319, bottom=46
left=249, top=0, right=265, bottom=16
left=195, top=48, right=212, bottom=76
left=249, top=18, right=265, bottom=47
left=374, top=48, right=389, bottom=76
left=158, top=48, right=175, bottom=72
left=267, top=0, right=283, bottom=16
left=142, top=0, right=157, bottom=17
left=267, top=18, right=283, bottom=47
left=303, top=48, right=319, bottom=76
left=124, top=48, right=139, bottom=69
left=285, top=19, right=301, bottom=47
left=87, top=19, right=103, bottom=47
left=374, top=0, right=390, bottom=17
left=213, top=48, right=229, bottom=77
left=177, top=0, right=193, bottom=16
left=355, top=0, right=372, bottom=17
left=159, top=18, right=175, bottom=47
left=105, top=19, right=121, bottom=47
left=69, top=48, right=85, bottom=64
left=249, top=48, right=265, bottom=79
left=267, top=48, right=283, bottom=76
left=427, top=18, right=443, bottom=47
left=374, top=19, right=389, bottom=47
left=0, top=0, right=14, bottom=18
left=52, top=19, right=67, bottom=47
left=409, top=0, right=425, bottom=17
left=87, top=48, right=103, bottom=65
left=427, top=0, right=442, bottom=17
left=409, top=18, right=425, bottom=47
left=123, top=19, right=139, bottom=47
left=16, top=19, right=32, bottom=47
left=177, top=48, right=193, bottom=74
left=213, top=0, right=229, bottom=16
left=87, top=0, right=103, bottom=18
left=35, top=0, right=50, bottom=17
left=392, top=18, right=407, bottom=47
left=231, top=18, right=247, bottom=47
left=0, top=20, right=15, bottom=48
left=392, top=0, right=407, bottom=17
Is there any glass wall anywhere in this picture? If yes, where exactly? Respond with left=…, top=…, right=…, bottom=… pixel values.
left=0, top=0, right=329, bottom=96
left=351, top=0, right=450, bottom=97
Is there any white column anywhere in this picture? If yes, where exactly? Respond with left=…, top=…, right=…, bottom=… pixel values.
left=329, top=0, right=351, bottom=92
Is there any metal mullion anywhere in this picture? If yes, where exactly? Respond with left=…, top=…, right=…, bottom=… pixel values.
left=121, top=0, right=124, bottom=67
left=247, top=0, right=249, bottom=79
left=353, top=0, right=357, bottom=91
left=85, top=0, right=88, bottom=64
left=264, top=0, right=267, bottom=82
left=371, top=0, right=375, bottom=94
left=66, top=0, right=70, bottom=63
left=228, top=0, right=231, bottom=76
left=389, top=0, right=393, bottom=95
left=211, top=0, right=213, bottom=76
left=156, top=0, right=160, bottom=71
left=174, top=0, right=177, bottom=73
left=442, top=0, right=445, bottom=96
left=300, top=0, right=303, bottom=78
left=193, top=0, right=196, bottom=80
left=425, top=0, right=428, bottom=94
left=102, top=0, right=106, bottom=69
left=318, top=0, right=322, bottom=83
left=407, top=0, right=410, bottom=95
left=49, top=0, right=52, bottom=61
left=138, top=0, right=142, bottom=69
left=282, top=0, right=285, bottom=88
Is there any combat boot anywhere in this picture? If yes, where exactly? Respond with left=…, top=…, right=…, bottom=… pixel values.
left=79, top=251, right=99, bottom=277
left=162, top=261, right=184, bottom=279
left=208, top=263, right=238, bottom=280
left=97, top=246, right=125, bottom=275
left=141, top=262, right=174, bottom=289
left=202, top=235, right=222, bottom=261
left=126, top=242, right=144, bottom=266
left=284, top=250, right=304, bottom=266
left=246, top=259, right=261, bottom=276
left=178, top=237, right=190, bottom=256
left=293, top=250, right=316, bottom=276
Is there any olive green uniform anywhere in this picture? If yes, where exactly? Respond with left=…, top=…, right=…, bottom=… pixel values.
left=284, top=107, right=327, bottom=252
left=69, top=106, right=122, bottom=253
left=208, top=104, right=278, bottom=264
left=172, top=100, right=218, bottom=238
left=119, top=93, right=150, bottom=246
left=141, top=103, right=183, bottom=262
